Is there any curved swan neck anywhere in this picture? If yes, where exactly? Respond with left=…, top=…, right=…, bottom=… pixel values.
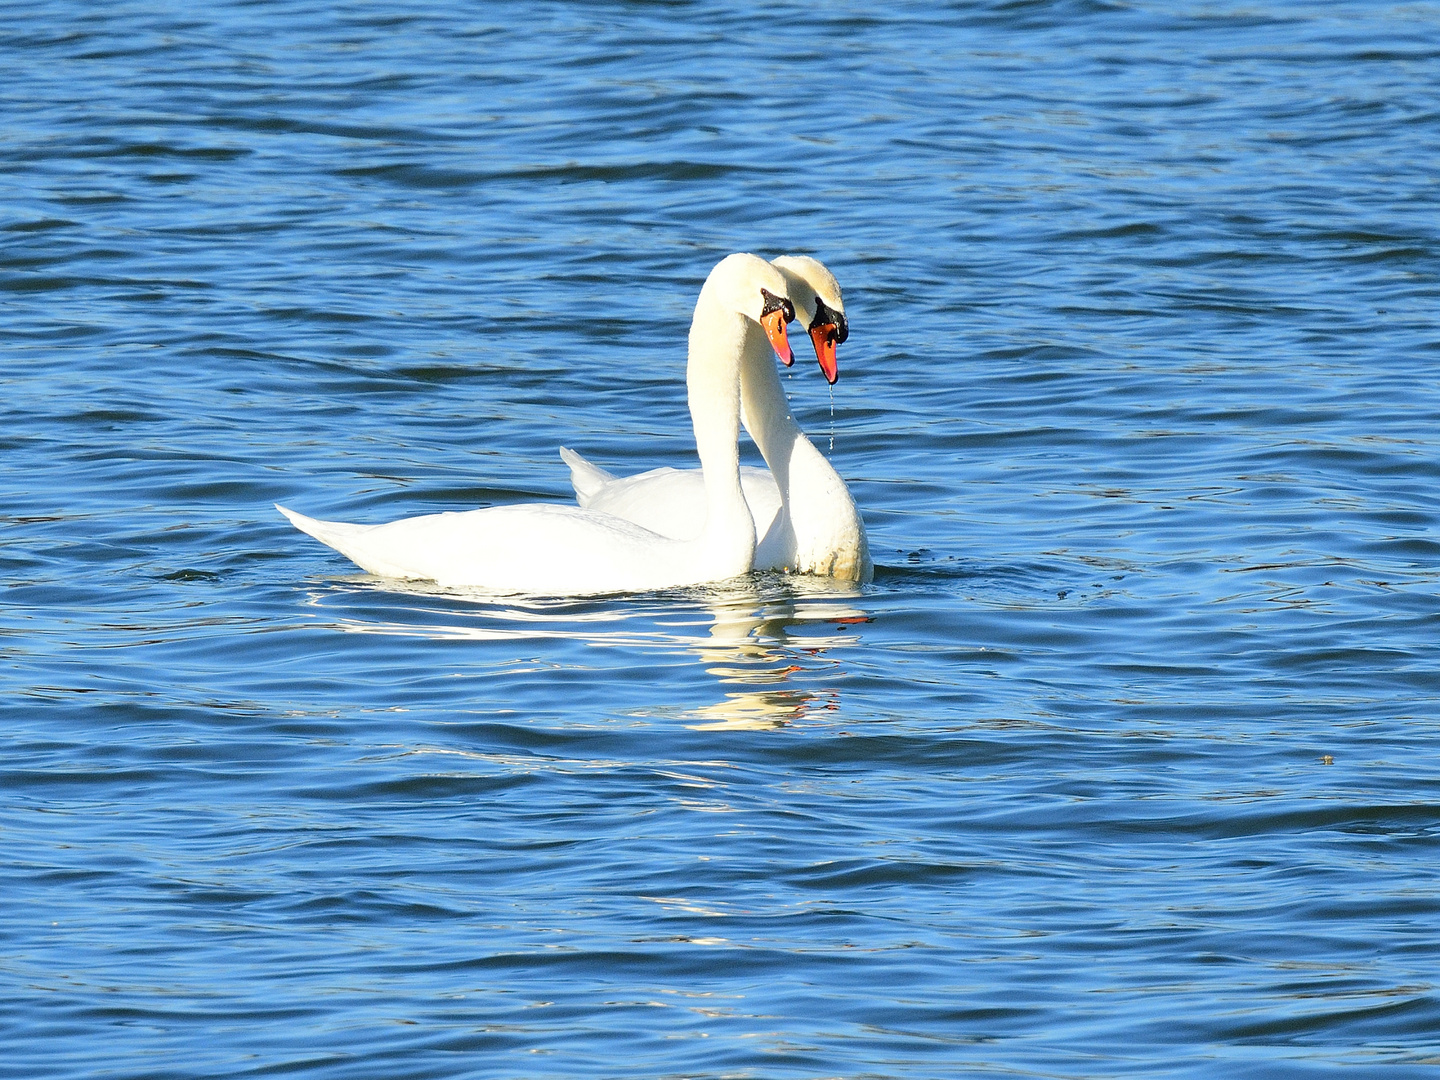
left=686, top=285, right=757, bottom=573
left=738, top=317, right=872, bottom=582
left=738, top=319, right=806, bottom=494
left=688, top=308, right=746, bottom=490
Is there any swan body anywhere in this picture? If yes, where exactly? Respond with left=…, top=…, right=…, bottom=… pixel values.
left=279, top=253, right=797, bottom=595
left=560, top=452, right=783, bottom=546
left=562, top=255, right=872, bottom=583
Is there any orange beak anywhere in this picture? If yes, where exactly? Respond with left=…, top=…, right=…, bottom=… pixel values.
left=808, top=323, right=839, bottom=385
left=761, top=307, right=794, bottom=366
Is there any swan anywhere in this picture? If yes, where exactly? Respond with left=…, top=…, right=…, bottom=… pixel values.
left=277, top=252, right=797, bottom=595
left=560, top=255, right=872, bottom=583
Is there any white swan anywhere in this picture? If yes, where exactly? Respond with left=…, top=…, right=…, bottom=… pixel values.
left=560, top=255, right=872, bottom=583
left=277, top=253, right=797, bottom=595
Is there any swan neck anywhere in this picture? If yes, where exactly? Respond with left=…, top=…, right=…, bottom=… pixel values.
left=739, top=321, right=807, bottom=495
left=687, top=303, right=755, bottom=571
left=738, top=320, right=871, bottom=581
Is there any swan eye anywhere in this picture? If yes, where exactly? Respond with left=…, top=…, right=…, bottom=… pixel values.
left=812, top=298, right=848, bottom=343
left=759, top=288, right=794, bottom=323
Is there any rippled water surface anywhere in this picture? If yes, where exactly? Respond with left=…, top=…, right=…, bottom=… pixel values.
left=5, top=2, right=1440, bottom=1076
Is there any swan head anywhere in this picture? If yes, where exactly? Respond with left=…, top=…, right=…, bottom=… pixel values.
left=771, top=255, right=848, bottom=385
left=701, top=253, right=796, bottom=366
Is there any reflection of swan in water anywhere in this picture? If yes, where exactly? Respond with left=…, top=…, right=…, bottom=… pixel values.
left=685, top=689, right=826, bottom=730
left=680, top=578, right=868, bottom=730
left=298, top=575, right=868, bottom=730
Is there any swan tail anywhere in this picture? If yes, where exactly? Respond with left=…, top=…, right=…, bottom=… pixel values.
left=278, top=503, right=355, bottom=547
left=276, top=503, right=398, bottom=575
left=558, top=447, right=615, bottom=505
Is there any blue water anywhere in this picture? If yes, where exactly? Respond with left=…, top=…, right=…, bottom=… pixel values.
left=5, top=2, right=1440, bottom=1076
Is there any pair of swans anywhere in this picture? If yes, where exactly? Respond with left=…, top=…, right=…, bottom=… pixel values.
left=278, top=252, right=871, bottom=596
